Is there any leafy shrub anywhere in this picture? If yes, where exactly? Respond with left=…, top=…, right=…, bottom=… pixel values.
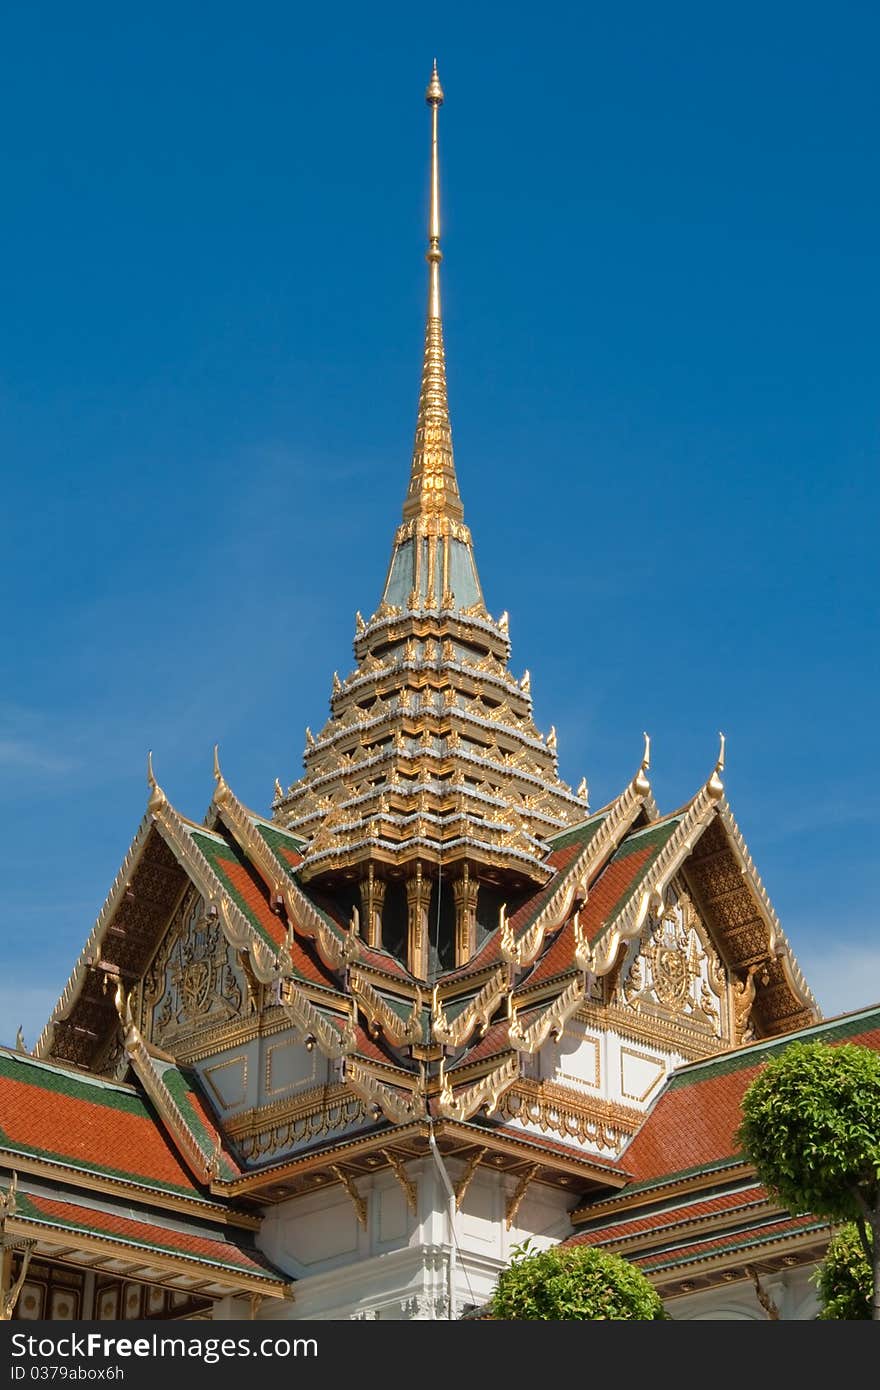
left=816, top=1225, right=872, bottom=1320
left=489, top=1239, right=668, bottom=1320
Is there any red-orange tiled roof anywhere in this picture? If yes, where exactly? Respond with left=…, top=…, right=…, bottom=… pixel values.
left=0, top=1053, right=206, bottom=1199
left=621, top=1008, right=880, bottom=1185
left=14, top=1190, right=284, bottom=1283
left=213, top=854, right=288, bottom=950
left=632, top=1212, right=829, bottom=1273
left=565, top=1184, right=769, bottom=1247
left=451, top=1018, right=514, bottom=1070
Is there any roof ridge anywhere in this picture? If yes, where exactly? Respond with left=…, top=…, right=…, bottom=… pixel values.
left=668, top=1001, right=880, bottom=1082
left=0, top=1049, right=137, bottom=1094
left=619, top=812, right=684, bottom=842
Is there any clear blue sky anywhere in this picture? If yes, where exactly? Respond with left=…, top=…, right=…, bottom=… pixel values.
left=2, top=2, right=878, bottom=1044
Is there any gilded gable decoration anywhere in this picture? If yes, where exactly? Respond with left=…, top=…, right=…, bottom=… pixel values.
left=144, top=891, right=246, bottom=1049
left=617, top=887, right=726, bottom=1041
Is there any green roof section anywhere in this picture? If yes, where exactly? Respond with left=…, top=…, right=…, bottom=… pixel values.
left=613, top=816, right=681, bottom=854
left=547, top=812, right=608, bottom=854
left=591, top=817, right=681, bottom=944
left=665, top=1004, right=880, bottom=1093
left=188, top=828, right=281, bottom=955
left=253, top=822, right=344, bottom=936
left=155, top=1062, right=239, bottom=1181
left=252, top=818, right=306, bottom=852
left=11, top=1190, right=282, bottom=1283
left=0, top=1052, right=211, bottom=1202
left=0, top=1051, right=135, bottom=1106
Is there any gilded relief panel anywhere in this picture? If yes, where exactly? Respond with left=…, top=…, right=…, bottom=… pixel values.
left=142, top=887, right=253, bottom=1049
left=614, top=881, right=729, bottom=1043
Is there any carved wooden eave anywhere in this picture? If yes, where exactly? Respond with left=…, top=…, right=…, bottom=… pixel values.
left=216, top=1124, right=429, bottom=1199
left=435, top=1121, right=629, bottom=1191
left=503, top=765, right=653, bottom=969
left=211, top=769, right=359, bottom=973
left=431, top=967, right=510, bottom=1048
left=35, top=814, right=156, bottom=1059
left=714, top=799, right=817, bottom=1020
left=1, top=1198, right=290, bottom=1302
left=35, top=819, right=190, bottom=1066
left=348, top=971, right=423, bottom=1046
left=206, top=1112, right=627, bottom=1204
left=436, top=1053, right=521, bottom=1122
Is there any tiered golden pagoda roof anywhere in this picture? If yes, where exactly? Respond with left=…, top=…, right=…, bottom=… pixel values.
left=274, top=62, right=587, bottom=900
left=26, top=67, right=826, bottom=1302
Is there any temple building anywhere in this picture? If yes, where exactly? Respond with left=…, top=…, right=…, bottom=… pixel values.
left=2, top=65, right=876, bottom=1323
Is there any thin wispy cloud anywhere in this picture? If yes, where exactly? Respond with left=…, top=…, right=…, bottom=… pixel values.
left=0, top=737, right=76, bottom=774
left=798, top=941, right=880, bottom=1020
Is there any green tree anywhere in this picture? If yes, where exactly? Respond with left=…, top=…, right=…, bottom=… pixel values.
left=736, top=1040, right=880, bottom=1320
left=489, top=1240, right=667, bottom=1320
left=816, top=1225, right=872, bottom=1320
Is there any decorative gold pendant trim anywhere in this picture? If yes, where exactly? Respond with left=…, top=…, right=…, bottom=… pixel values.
left=453, top=1147, right=487, bottom=1210
left=381, top=1149, right=418, bottom=1213
left=330, top=1165, right=368, bottom=1230
left=505, top=1164, right=540, bottom=1230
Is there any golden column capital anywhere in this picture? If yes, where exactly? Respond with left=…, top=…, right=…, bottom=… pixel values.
left=452, top=865, right=479, bottom=967
left=406, top=862, right=432, bottom=980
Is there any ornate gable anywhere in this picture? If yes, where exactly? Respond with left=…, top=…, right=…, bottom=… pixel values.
left=613, top=879, right=728, bottom=1046
left=142, top=886, right=255, bottom=1055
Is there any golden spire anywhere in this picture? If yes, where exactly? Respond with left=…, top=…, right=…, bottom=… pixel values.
left=402, top=61, right=463, bottom=524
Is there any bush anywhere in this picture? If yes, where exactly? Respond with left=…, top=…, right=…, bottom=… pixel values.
left=816, top=1225, right=872, bottom=1320
left=489, top=1240, right=668, bottom=1320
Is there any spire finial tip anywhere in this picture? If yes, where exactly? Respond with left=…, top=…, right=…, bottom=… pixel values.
left=426, top=61, right=444, bottom=105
